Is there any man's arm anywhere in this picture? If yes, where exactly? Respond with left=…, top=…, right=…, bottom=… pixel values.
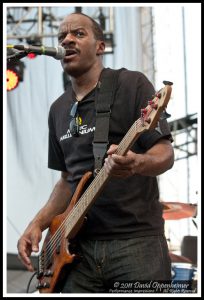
left=104, top=139, right=174, bottom=178
left=17, top=171, right=71, bottom=271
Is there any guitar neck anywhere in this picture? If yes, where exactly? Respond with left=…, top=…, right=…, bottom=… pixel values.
left=63, top=117, right=144, bottom=238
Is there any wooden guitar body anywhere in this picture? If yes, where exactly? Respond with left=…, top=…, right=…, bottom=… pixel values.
left=37, top=172, right=92, bottom=293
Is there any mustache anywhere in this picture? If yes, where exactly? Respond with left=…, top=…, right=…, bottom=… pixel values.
left=64, top=47, right=80, bottom=56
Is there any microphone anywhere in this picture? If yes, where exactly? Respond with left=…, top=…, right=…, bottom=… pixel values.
left=8, top=45, right=66, bottom=60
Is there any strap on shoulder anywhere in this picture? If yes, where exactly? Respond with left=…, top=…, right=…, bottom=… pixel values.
left=93, top=68, right=125, bottom=176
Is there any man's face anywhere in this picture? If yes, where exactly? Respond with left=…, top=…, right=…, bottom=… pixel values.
left=58, top=14, right=104, bottom=76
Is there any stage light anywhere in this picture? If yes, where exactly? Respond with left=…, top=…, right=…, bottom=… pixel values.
left=7, top=61, right=25, bottom=91
left=27, top=52, right=37, bottom=59
left=7, top=69, right=19, bottom=91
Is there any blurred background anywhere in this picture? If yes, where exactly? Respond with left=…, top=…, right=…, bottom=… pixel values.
left=4, top=3, right=201, bottom=295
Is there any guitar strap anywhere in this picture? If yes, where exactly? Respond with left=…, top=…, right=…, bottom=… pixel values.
left=93, top=68, right=125, bottom=176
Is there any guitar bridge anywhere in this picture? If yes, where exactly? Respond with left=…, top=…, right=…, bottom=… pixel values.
left=44, top=269, right=53, bottom=277
left=36, top=281, right=50, bottom=289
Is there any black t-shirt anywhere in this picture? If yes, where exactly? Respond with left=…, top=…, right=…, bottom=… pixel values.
left=48, top=68, right=173, bottom=239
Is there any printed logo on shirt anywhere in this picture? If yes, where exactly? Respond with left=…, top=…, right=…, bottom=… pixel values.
left=77, top=116, right=82, bottom=125
left=60, top=123, right=95, bottom=141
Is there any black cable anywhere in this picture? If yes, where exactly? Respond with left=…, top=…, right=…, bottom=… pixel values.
left=192, top=218, right=198, bottom=229
left=26, top=271, right=38, bottom=293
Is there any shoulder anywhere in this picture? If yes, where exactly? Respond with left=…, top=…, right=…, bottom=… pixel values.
left=49, top=88, right=71, bottom=115
left=118, top=68, right=154, bottom=88
left=50, top=89, right=70, bottom=110
left=102, top=67, right=154, bottom=91
left=107, top=68, right=155, bottom=100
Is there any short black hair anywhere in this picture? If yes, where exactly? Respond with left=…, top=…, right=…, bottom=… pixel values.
left=71, top=12, right=105, bottom=41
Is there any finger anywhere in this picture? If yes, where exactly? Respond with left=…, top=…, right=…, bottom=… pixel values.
left=107, top=144, right=118, bottom=155
left=104, top=156, right=115, bottom=172
left=104, top=158, right=127, bottom=176
left=17, top=240, right=34, bottom=271
left=18, top=254, right=34, bottom=272
left=105, top=157, right=131, bottom=172
left=111, top=153, right=134, bottom=165
left=105, top=153, right=136, bottom=176
left=30, top=234, right=40, bottom=252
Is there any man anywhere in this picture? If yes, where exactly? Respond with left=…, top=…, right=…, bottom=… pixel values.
left=17, top=12, right=174, bottom=293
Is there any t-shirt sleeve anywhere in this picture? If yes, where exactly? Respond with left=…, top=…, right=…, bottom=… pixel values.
left=48, top=107, right=67, bottom=171
left=138, top=118, right=173, bottom=151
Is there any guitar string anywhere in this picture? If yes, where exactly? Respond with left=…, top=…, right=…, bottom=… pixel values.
left=40, top=117, right=145, bottom=268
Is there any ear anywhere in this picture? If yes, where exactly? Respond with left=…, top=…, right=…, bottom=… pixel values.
left=96, top=41, right=106, bottom=55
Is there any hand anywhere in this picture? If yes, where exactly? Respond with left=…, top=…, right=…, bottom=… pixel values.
left=17, top=223, right=42, bottom=272
left=104, top=144, right=140, bottom=178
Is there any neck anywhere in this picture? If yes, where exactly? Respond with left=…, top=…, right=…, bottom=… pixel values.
left=70, top=64, right=104, bottom=101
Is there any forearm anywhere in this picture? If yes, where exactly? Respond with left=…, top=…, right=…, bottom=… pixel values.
left=135, top=140, right=174, bottom=177
left=105, top=139, right=174, bottom=178
left=28, top=174, right=72, bottom=231
left=18, top=172, right=72, bottom=271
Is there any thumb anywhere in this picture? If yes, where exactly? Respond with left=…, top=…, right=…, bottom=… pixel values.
left=107, top=144, right=118, bottom=155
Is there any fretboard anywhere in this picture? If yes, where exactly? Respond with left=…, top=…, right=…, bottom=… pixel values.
left=63, top=116, right=144, bottom=237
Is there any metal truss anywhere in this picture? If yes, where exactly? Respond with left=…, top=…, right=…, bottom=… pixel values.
left=139, top=7, right=155, bottom=85
left=6, top=6, right=115, bottom=54
left=169, top=113, right=197, bottom=161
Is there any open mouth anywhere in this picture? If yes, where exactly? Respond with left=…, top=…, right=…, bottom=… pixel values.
left=65, top=49, right=78, bottom=57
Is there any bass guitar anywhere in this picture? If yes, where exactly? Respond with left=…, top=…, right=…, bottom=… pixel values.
left=36, top=81, right=173, bottom=293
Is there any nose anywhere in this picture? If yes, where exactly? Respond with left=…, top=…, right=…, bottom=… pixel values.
left=61, top=33, right=76, bottom=47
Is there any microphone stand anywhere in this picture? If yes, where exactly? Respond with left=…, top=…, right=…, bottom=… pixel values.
left=7, top=50, right=28, bottom=63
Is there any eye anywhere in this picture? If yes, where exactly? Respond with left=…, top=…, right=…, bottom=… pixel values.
left=75, top=30, right=85, bottom=37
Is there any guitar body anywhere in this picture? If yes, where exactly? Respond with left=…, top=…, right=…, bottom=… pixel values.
left=37, top=171, right=93, bottom=293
